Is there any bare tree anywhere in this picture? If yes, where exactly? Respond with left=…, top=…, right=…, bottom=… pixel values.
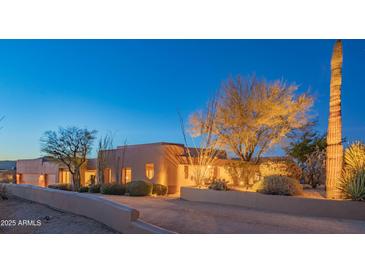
left=191, top=76, right=313, bottom=163
left=179, top=100, right=222, bottom=187
left=97, top=134, right=114, bottom=185
left=40, top=126, right=97, bottom=191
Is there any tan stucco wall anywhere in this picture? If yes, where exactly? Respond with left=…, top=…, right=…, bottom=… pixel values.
left=17, top=159, right=60, bottom=186
left=1, top=183, right=173, bottom=233
left=181, top=187, right=365, bottom=221
left=16, top=158, right=95, bottom=187
left=177, top=164, right=232, bottom=188
left=102, top=143, right=183, bottom=193
left=101, top=143, right=233, bottom=194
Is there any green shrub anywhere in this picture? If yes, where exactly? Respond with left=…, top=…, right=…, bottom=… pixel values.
left=100, top=183, right=126, bottom=195
left=253, top=175, right=303, bottom=196
left=208, top=179, right=229, bottom=191
left=48, top=184, right=72, bottom=191
left=78, top=186, right=89, bottom=193
left=127, top=180, right=153, bottom=196
left=339, top=169, right=365, bottom=201
left=88, top=184, right=101, bottom=193
left=152, top=183, right=168, bottom=196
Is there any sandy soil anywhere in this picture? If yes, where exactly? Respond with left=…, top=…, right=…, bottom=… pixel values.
left=95, top=194, right=365, bottom=234
left=0, top=196, right=116, bottom=234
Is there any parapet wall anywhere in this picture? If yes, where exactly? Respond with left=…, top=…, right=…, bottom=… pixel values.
left=181, top=187, right=365, bottom=221
left=1, top=183, right=174, bottom=234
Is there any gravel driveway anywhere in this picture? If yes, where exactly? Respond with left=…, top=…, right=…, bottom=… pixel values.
left=95, top=194, right=365, bottom=233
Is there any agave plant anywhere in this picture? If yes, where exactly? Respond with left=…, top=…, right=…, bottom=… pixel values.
left=343, top=141, right=365, bottom=172
left=338, top=141, right=365, bottom=200
left=339, top=170, right=365, bottom=201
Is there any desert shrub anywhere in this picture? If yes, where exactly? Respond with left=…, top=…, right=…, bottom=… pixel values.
left=253, top=175, right=303, bottom=196
left=0, top=184, right=8, bottom=200
left=127, top=180, right=153, bottom=196
left=208, top=178, right=229, bottom=191
left=302, top=147, right=326, bottom=188
left=152, top=184, right=168, bottom=196
left=78, top=186, right=89, bottom=193
left=88, top=184, right=101, bottom=193
left=100, top=183, right=126, bottom=195
left=48, top=184, right=72, bottom=191
left=259, top=159, right=302, bottom=180
left=225, top=161, right=259, bottom=188
left=339, top=170, right=365, bottom=201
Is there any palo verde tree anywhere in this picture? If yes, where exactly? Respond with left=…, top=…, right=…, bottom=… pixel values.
left=191, top=76, right=313, bottom=163
left=40, top=126, right=97, bottom=191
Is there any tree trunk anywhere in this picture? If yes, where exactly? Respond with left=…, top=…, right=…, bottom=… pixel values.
left=326, top=40, right=344, bottom=199
left=72, top=169, right=81, bottom=192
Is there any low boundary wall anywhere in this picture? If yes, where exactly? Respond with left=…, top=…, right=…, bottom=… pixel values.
left=1, top=183, right=174, bottom=234
left=181, top=187, right=365, bottom=221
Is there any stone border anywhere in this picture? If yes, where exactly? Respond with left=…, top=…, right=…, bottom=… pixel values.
left=181, top=187, right=365, bottom=221
left=1, top=183, right=174, bottom=234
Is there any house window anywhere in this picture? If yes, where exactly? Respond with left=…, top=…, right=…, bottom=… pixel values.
left=184, top=165, right=189, bottom=179
left=39, top=174, right=48, bottom=187
left=145, top=163, right=154, bottom=180
left=121, top=167, right=132, bottom=183
left=104, top=168, right=112, bottom=183
left=16, top=173, right=22, bottom=184
left=59, top=169, right=71, bottom=184
left=85, top=170, right=97, bottom=185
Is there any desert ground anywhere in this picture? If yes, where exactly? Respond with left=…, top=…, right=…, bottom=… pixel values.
left=0, top=196, right=116, bottom=234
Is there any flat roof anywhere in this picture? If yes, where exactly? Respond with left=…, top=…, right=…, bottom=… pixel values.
left=117, top=142, right=184, bottom=149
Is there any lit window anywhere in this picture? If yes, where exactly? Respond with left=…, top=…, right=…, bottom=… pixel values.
left=122, top=167, right=132, bottom=183
left=184, top=165, right=189, bottom=179
left=145, top=163, right=154, bottom=180
left=39, top=174, right=48, bottom=187
left=16, top=173, right=22, bottom=184
left=85, top=170, right=97, bottom=185
left=59, top=169, right=71, bottom=184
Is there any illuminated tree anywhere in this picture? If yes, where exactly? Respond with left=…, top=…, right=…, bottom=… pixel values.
left=326, top=40, right=344, bottom=199
left=40, top=127, right=97, bottom=191
left=191, top=76, right=313, bottom=163
left=180, top=100, right=222, bottom=187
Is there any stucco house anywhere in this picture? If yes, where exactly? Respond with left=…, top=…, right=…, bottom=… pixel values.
left=16, top=157, right=97, bottom=187
left=16, top=142, right=231, bottom=193
left=16, top=142, right=298, bottom=194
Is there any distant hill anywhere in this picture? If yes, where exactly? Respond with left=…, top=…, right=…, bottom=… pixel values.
left=0, top=161, right=16, bottom=170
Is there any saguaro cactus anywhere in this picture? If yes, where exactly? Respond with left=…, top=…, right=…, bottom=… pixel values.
left=326, top=40, right=344, bottom=199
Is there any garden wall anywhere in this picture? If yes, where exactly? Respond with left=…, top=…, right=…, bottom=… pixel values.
left=181, top=187, right=365, bottom=221
left=1, top=183, right=174, bottom=234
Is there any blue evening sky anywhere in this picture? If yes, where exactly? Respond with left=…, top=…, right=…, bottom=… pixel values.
left=0, top=40, right=364, bottom=160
